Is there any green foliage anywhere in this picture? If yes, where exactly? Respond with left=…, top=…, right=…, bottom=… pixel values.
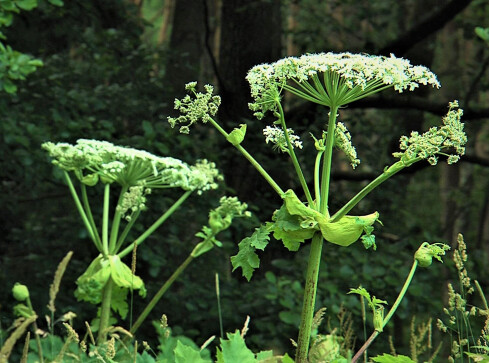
left=0, top=0, right=63, bottom=93
left=371, top=353, right=416, bottom=363
left=231, top=224, right=272, bottom=281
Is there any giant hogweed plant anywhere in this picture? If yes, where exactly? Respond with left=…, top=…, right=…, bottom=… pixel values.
left=40, top=139, right=250, bottom=346
left=168, top=52, right=467, bottom=362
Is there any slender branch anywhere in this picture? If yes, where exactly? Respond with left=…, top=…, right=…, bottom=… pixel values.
left=102, top=184, right=111, bottom=256
left=63, top=172, right=99, bottom=249
left=130, top=254, right=194, bottom=335
left=80, top=184, right=102, bottom=249
left=117, top=190, right=193, bottom=259
left=383, top=260, right=418, bottom=328
left=114, top=210, right=141, bottom=253
left=207, top=117, right=285, bottom=196
left=108, top=186, right=128, bottom=254
left=277, top=101, right=313, bottom=204
left=331, top=158, right=420, bottom=222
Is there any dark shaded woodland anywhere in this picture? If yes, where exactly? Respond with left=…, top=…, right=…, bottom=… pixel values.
left=1, top=0, right=489, bottom=359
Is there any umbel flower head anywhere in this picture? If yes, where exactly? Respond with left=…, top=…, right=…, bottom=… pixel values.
left=42, top=139, right=222, bottom=193
left=168, top=82, right=221, bottom=134
left=246, top=52, right=440, bottom=119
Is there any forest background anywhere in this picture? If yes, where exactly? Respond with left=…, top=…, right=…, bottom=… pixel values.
left=1, top=0, right=489, bottom=359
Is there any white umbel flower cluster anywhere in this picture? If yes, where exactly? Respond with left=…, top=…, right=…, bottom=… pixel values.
left=42, top=139, right=222, bottom=193
left=247, top=52, right=440, bottom=118
left=263, top=125, right=303, bottom=153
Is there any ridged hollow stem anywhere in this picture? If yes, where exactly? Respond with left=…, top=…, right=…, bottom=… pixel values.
left=295, top=233, right=324, bottom=362
left=207, top=117, right=284, bottom=197
left=330, top=158, right=420, bottom=222
left=276, top=101, right=313, bottom=205
left=117, top=190, right=193, bottom=259
left=130, top=254, right=194, bottom=336
left=108, top=186, right=128, bottom=254
left=102, top=183, right=111, bottom=257
left=97, top=277, right=114, bottom=344
left=319, top=106, right=339, bottom=215
left=63, top=172, right=100, bottom=250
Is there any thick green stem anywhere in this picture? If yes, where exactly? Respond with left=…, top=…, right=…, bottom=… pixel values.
left=117, top=190, right=193, bottom=259
left=63, top=172, right=98, bottom=248
left=319, top=106, right=339, bottom=215
left=102, top=184, right=111, bottom=256
left=108, top=186, right=128, bottom=254
left=277, top=102, right=313, bottom=205
left=207, top=117, right=284, bottom=197
left=130, top=254, right=194, bottom=335
left=97, top=277, right=114, bottom=344
left=295, top=233, right=324, bottom=362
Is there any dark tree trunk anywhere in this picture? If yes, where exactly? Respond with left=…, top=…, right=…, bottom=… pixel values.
left=163, top=0, right=206, bottom=98
left=218, top=0, right=282, bottom=122
left=217, top=0, right=283, bottom=212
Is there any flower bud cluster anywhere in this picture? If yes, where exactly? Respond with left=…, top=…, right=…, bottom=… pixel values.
left=168, top=82, right=221, bottom=134
left=263, top=125, right=303, bottom=153
left=334, top=122, right=360, bottom=169
left=393, top=101, right=466, bottom=166
left=117, top=186, right=151, bottom=221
